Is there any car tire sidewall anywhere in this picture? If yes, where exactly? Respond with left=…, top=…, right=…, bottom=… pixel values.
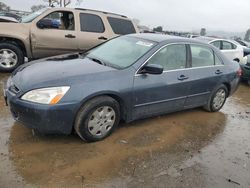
left=74, top=96, right=120, bottom=142
left=209, top=85, right=228, bottom=112
left=0, top=43, right=24, bottom=72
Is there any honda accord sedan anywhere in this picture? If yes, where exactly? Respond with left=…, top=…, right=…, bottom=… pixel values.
left=4, top=34, right=241, bottom=142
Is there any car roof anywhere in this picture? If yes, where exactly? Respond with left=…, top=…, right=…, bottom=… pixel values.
left=127, top=33, right=208, bottom=45
left=75, top=8, right=127, bottom=18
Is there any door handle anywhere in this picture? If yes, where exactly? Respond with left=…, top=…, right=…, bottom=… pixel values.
left=178, top=75, right=189, bottom=81
left=98, top=36, right=108, bottom=40
left=65, top=34, right=76, bottom=38
left=215, top=70, right=223, bottom=75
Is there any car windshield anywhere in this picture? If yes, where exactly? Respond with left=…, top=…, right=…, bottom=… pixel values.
left=21, top=8, right=48, bottom=23
left=87, top=36, right=157, bottom=69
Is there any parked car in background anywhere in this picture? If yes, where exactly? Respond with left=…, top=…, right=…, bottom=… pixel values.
left=196, top=37, right=247, bottom=64
left=236, top=39, right=250, bottom=48
left=240, top=62, right=250, bottom=84
left=187, top=34, right=200, bottom=38
left=0, top=16, right=18, bottom=23
left=0, top=11, right=21, bottom=22
left=4, top=34, right=241, bottom=142
left=0, top=7, right=139, bottom=72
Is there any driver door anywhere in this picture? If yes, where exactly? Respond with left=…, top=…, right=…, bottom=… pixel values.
left=31, top=10, right=78, bottom=59
left=132, top=44, right=191, bottom=119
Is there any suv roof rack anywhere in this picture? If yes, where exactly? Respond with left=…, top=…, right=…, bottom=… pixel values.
left=75, top=8, right=127, bottom=18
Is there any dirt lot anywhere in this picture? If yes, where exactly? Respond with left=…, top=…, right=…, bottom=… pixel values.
left=0, top=73, right=249, bottom=188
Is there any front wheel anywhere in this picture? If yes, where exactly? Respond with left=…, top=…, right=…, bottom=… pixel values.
left=74, top=96, right=120, bottom=142
left=0, top=43, right=24, bottom=72
left=204, top=85, right=228, bottom=112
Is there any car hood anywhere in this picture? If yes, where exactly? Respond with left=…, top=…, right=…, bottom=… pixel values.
left=11, top=54, right=116, bottom=92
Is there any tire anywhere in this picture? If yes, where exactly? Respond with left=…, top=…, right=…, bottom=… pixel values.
left=203, top=85, right=228, bottom=112
left=0, top=43, right=24, bottom=72
left=74, top=96, right=120, bottom=142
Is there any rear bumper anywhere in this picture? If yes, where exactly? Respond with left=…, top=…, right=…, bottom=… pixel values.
left=5, top=89, right=77, bottom=135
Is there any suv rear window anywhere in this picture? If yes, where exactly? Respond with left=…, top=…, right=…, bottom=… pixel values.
left=80, top=13, right=104, bottom=33
left=107, top=17, right=136, bottom=35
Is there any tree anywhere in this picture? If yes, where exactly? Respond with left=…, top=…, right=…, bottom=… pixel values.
left=43, top=0, right=82, bottom=7
left=31, top=5, right=47, bottom=12
left=0, top=2, right=10, bottom=11
left=153, top=26, right=163, bottom=32
left=200, top=28, right=206, bottom=36
left=244, top=29, right=250, bottom=42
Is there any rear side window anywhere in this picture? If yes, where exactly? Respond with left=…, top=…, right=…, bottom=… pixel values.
left=191, top=45, right=214, bottom=67
left=148, top=44, right=187, bottom=71
left=107, top=17, right=136, bottom=35
left=80, top=13, right=104, bottom=33
left=222, top=41, right=236, bottom=50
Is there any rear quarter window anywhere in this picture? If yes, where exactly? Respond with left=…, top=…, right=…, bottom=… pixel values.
left=107, top=17, right=136, bottom=35
left=191, top=45, right=215, bottom=67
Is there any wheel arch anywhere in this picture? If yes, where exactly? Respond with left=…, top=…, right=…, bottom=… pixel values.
left=222, top=82, right=231, bottom=97
left=76, top=91, right=128, bottom=122
left=0, top=37, right=28, bottom=57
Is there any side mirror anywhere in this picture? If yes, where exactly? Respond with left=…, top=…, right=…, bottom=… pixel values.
left=37, top=19, right=55, bottom=29
left=138, top=64, right=163, bottom=75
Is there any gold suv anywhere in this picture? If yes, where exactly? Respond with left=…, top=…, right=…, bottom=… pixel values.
left=0, top=7, right=139, bottom=72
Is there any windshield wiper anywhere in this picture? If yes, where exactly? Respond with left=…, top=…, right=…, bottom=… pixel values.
left=88, top=57, right=106, bottom=66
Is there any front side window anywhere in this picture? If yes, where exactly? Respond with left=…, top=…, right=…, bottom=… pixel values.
left=80, top=13, right=104, bottom=33
left=147, top=44, right=187, bottom=71
left=21, top=8, right=48, bottom=23
left=37, top=11, right=75, bottom=30
left=107, top=17, right=136, bottom=35
left=191, top=45, right=217, bottom=67
left=87, top=36, right=156, bottom=69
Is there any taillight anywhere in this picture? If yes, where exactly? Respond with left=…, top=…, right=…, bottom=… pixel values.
left=236, top=68, right=243, bottom=77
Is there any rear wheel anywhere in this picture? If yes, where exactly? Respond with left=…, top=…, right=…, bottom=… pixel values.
left=0, top=43, right=24, bottom=72
left=204, top=85, right=228, bottom=112
left=74, top=96, right=120, bottom=142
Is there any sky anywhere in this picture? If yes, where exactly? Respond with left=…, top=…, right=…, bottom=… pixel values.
left=1, top=0, right=250, bottom=33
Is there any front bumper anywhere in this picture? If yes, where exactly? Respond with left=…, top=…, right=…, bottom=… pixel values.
left=5, top=88, right=77, bottom=135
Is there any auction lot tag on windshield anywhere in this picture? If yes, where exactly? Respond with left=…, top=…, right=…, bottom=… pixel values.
left=136, top=41, right=153, bottom=47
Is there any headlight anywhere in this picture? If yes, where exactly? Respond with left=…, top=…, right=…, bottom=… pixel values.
left=21, top=86, right=70, bottom=105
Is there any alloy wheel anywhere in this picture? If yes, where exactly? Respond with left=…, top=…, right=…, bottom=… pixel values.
left=0, top=49, right=18, bottom=68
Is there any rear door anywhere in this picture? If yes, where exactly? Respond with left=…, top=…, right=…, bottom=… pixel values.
left=133, top=44, right=192, bottom=119
left=31, top=10, right=78, bottom=59
left=77, top=12, right=111, bottom=51
left=184, top=44, right=226, bottom=108
left=221, top=40, right=241, bottom=61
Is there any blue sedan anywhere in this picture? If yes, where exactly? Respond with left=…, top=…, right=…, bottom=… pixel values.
left=4, top=34, right=241, bottom=142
